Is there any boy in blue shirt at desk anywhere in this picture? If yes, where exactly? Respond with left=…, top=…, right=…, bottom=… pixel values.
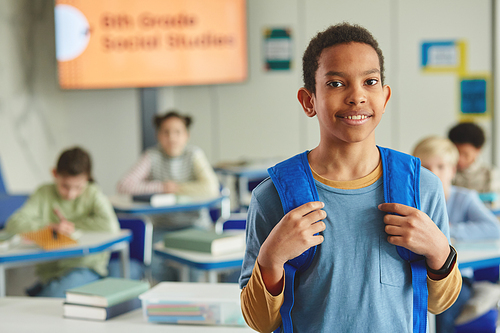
left=239, top=23, right=461, bottom=332
left=413, top=136, right=500, bottom=332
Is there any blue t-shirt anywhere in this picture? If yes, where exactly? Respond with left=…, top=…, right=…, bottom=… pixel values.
left=240, top=167, right=449, bottom=332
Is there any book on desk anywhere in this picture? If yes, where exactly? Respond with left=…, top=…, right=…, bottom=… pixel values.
left=63, top=297, right=142, bottom=321
left=132, top=193, right=176, bottom=207
left=65, top=277, right=150, bottom=307
left=163, top=228, right=245, bottom=256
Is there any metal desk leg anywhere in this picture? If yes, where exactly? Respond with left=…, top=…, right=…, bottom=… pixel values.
left=120, top=243, right=130, bottom=279
left=238, top=176, right=248, bottom=211
left=207, top=270, right=218, bottom=283
left=0, top=265, right=5, bottom=297
left=179, top=266, right=190, bottom=282
left=428, top=312, right=436, bottom=333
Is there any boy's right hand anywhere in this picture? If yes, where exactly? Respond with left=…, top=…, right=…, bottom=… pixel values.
left=257, top=201, right=326, bottom=295
left=53, top=208, right=75, bottom=235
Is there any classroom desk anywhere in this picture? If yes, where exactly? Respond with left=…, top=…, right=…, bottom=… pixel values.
left=111, top=194, right=230, bottom=217
left=153, top=241, right=244, bottom=283
left=215, top=161, right=275, bottom=210
left=455, top=239, right=500, bottom=270
left=0, top=230, right=132, bottom=297
left=0, top=296, right=255, bottom=333
left=110, top=194, right=231, bottom=267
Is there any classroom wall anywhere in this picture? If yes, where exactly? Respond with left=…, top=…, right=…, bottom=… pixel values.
left=0, top=0, right=494, bottom=196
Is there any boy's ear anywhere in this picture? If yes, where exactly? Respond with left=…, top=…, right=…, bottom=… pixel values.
left=382, top=85, right=392, bottom=111
left=51, top=168, right=57, bottom=178
left=297, top=88, right=316, bottom=118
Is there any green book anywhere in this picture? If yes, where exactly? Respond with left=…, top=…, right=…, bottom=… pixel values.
left=65, top=278, right=150, bottom=307
left=163, top=228, right=245, bottom=255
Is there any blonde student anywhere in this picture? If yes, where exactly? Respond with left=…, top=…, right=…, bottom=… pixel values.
left=413, top=136, right=500, bottom=333
left=239, top=23, right=461, bottom=332
left=5, top=147, right=119, bottom=297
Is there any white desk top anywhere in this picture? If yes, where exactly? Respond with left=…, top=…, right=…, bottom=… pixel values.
left=0, top=297, right=255, bottom=333
left=153, top=242, right=245, bottom=270
left=0, top=230, right=131, bottom=264
left=455, top=239, right=500, bottom=270
left=110, top=194, right=227, bottom=215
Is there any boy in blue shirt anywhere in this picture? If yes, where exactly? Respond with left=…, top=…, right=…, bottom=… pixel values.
left=239, top=23, right=461, bottom=332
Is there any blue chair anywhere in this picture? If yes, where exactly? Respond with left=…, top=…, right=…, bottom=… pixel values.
left=0, top=157, right=6, bottom=195
left=455, top=309, right=498, bottom=333
left=0, top=157, right=29, bottom=228
left=215, top=212, right=247, bottom=234
left=108, top=216, right=153, bottom=280
left=454, top=268, right=500, bottom=332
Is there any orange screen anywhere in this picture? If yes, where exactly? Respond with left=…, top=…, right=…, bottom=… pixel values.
left=55, top=0, right=247, bottom=89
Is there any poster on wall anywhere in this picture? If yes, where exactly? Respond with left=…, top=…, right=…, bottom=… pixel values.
left=54, top=0, right=247, bottom=89
left=459, top=74, right=491, bottom=121
left=263, top=28, right=292, bottom=71
left=421, top=40, right=466, bottom=73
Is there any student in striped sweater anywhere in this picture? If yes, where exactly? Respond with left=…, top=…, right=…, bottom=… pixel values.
left=117, top=110, right=220, bottom=282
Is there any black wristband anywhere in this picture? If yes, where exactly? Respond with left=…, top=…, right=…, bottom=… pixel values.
left=426, top=245, right=456, bottom=275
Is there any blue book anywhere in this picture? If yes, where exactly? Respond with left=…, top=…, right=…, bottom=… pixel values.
left=63, top=297, right=141, bottom=321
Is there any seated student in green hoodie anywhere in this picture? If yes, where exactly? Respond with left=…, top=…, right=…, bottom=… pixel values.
left=5, top=147, right=119, bottom=297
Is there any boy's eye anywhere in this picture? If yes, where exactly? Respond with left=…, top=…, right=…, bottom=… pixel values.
left=327, top=81, right=343, bottom=88
left=365, top=79, right=378, bottom=86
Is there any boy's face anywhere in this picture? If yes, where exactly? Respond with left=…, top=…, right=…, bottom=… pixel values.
left=298, top=42, right=391, bottom=145
left=454, top=143, right=481, bottom=171
left=157, top=117, right=190, bottom=157
left=52, top=170, right=89, bottom=200
left=420, top=155, right=456, bottom=189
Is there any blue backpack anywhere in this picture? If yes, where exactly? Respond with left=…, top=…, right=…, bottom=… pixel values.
left=267, top=146, right=427, bottom=333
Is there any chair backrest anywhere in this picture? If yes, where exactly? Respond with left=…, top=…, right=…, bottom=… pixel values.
left=0, top=195, right=29, bottom=229
left=215, top=212, right=247, bottom=234
left=111, top=216, right=153, bottom=265
left=0, top=157, right=7, bottom=195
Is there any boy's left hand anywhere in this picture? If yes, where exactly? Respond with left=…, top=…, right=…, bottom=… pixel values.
left=378, top=203, right=449, bottom=271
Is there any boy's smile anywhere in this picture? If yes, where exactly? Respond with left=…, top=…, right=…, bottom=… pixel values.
left=299, top=42, right=391, bottom=146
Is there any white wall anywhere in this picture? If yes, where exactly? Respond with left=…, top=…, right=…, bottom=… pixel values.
left=0, top=0, right=494, bottom=195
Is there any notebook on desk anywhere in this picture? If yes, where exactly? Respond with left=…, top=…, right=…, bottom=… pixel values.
left=21, top=226, right=77, bottom=250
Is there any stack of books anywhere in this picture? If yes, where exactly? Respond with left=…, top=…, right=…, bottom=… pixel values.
left=63, top=277, right=150, bottom=321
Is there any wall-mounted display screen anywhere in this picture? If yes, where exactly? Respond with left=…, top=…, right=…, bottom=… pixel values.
left=54, top=0, right=247, bottom=89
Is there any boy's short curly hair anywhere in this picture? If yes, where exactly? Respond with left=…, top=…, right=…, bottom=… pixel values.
left=448, top=122, right=485, bottom=149
left=302, top=22, right=385, bottom=94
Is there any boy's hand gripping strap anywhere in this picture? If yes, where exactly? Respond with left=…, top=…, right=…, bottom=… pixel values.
left=379, top=146, right=427, bottom=333
left=268, top=151, right=319, bottom=333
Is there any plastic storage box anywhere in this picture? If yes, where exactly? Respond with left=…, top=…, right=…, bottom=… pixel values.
left=139, top=282, right=245, bottom=326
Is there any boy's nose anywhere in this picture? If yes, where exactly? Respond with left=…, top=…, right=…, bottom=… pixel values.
left=346, top=86, right=367, bottom=105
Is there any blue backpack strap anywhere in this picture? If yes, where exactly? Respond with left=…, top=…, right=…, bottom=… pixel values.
left=379, top=146, right=427, bottom=333
left=269, top=148, right=427, bottom=333
left=268, top=151, right=319, bottom=333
